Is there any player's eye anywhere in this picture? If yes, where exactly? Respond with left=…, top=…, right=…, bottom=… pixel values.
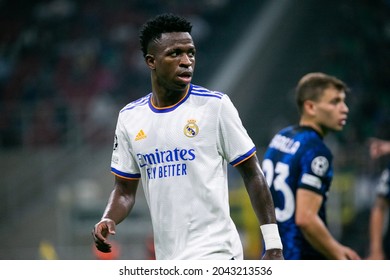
left=170, top=51, right=178, bottom=57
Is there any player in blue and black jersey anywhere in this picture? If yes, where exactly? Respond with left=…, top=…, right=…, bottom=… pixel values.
left=262, top=72, right=361, bottom=260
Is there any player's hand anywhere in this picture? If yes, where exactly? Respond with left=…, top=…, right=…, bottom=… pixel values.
left=92, top=218, right=116, bottom=253
left=262, top=249, right=284, bottom=260
left=344, top=246, right=361, bottom=260
left=369, top=137, right=390, bottom=159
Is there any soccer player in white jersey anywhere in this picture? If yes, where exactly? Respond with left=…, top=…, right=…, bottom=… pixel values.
left=92, top=13, right=283, bottom=260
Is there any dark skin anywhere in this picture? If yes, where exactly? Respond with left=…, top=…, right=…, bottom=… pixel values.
left=92, top=176, right=138, bottom=253
left=93, top=156, right=283, bottom=259
left=92, top=31, right=283, bottom=260
left=236, top=155, right=283, bottom=260
left=145, top=32, right=195, bottom=107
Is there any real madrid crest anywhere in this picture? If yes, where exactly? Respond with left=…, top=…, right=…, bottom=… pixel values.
left=183, top=119, right=199, bottom=138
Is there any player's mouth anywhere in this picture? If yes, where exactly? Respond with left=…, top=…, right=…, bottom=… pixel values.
left=177, top=71, right=192, bottom=83
left=339, top=118, right=347, bottom=126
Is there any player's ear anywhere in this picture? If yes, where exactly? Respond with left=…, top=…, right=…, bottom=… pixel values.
left=303, top=100, right=316, bottom=116
left=145, top=54, right=156, bottom=70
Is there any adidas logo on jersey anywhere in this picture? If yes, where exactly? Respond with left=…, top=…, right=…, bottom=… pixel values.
left=135, top=129, right=147, bottom=141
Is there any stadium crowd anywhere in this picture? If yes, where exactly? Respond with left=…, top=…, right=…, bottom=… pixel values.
left=1, top=0, right=389, bottom=151
left=0, top=0, right=231, bottom=148
left=0, top=0, right=390, bottom=260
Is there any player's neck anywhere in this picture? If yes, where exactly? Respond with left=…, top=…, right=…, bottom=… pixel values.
left=299, top=119, right=326, bottom=137
left=151, top=84, right=189, bottom=108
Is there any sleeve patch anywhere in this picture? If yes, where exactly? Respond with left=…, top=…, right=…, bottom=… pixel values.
left=311, top=156, right=329, bottom=176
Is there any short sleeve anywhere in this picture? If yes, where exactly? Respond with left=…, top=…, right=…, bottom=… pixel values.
left=217, top=95, right=256, bottom=166
left=111, top=115, right=141, bottom=179
left=298, top=147, right=332, bottom=195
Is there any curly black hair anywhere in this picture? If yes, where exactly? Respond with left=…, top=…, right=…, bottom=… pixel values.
left=139, top=13, right=192, bottom=57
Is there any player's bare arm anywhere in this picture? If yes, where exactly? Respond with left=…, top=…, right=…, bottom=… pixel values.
left=236, top=154, right=277, bottom=225
left=296, top=188, right=360, bottom=259
left=236, top=154, right=284, bottom=260
left=92, top=177, right=139, bottom=253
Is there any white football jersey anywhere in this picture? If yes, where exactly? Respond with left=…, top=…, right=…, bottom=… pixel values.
left=111, top=84, right=256, bottom=259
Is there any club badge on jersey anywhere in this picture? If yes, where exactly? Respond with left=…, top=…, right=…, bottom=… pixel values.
left=183, top=119, right=199, bottom=138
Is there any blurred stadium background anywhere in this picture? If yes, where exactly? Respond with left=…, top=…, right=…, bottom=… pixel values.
left=0, top=0, right=389, bottom=259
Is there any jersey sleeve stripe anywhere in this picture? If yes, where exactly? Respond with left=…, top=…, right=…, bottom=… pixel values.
left=230, top=147, right=257, bottom=167
left=191, top=85, right=224, bottom=99
left=111, top=167, right=141, bottom=179
left=191, top=92, right=223, bottom=99
left=120, top=94, right=150, bottom=113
